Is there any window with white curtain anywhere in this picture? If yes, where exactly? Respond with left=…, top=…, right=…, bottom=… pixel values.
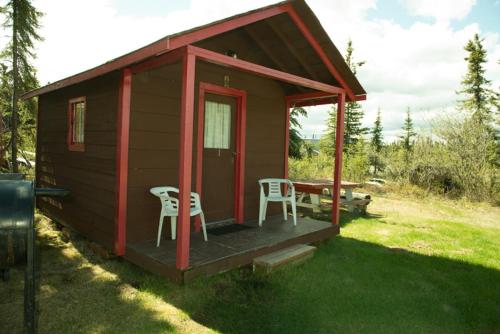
left=204, top=101, right=231, bottom=149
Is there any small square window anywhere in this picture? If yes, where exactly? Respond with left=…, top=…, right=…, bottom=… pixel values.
left=67, top=97, right=86, bottom=151
left=204, top=101, right=231, bottom=149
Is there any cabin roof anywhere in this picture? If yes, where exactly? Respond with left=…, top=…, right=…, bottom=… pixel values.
left=24, top=0, right=366, bottom=99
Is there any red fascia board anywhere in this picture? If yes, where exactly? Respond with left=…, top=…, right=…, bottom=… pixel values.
left=131, top=47, right=185, bottom=73
left=284, top=4, right=356, bottom=101
left=286, top=91, right=335, bottom=103
left=189, top=45, right=345, bottom=95
left=293, top=98, right=336, bottom=107
left=168, top=5, right=288, bottom=51
left=287, top=93, right=366, bottom=107
left=22, top=4, right=288, bottom=99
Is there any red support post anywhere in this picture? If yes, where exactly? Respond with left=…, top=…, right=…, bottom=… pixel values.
left=235, top=93, right=247, bottom=224
left=332, top=93, right=345, bottom=226
left=114, top=68, right=132, bottom=255
left=284, top=99, right=291, bottom=179
left=194, top=85, right=205, bottom=233
left=176, top=50, right=196, bottom=270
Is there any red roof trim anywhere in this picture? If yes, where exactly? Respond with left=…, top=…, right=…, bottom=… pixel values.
left=284, top=4, right=355, bottom=100
left=23, top=0, right=363, bottom=100
left=23, top=3, right=288, bottom=99
left=189, top=45, right=345, bottom=94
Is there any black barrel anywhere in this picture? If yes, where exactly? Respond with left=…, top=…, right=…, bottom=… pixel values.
left=0, top=173, right=69, bottom=333
left=0, top=175, right=33, bottom=270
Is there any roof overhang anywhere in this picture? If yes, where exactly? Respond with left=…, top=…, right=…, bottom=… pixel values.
left=23, top=0, right=366, bottom=101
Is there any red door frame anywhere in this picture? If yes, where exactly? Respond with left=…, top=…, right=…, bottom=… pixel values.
left=196, top=82, right=247, bottom=230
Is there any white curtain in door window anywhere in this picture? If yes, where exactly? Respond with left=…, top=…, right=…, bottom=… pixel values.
left=204, top=101, right=231, bottom=149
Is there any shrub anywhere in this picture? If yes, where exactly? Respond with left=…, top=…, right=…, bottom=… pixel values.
left=289, top=141, right=369, bottom=183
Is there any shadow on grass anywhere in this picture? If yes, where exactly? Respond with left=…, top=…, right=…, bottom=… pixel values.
left=2, top=216, right=499, bottom=334
left=0, top=222, right=176, bottom=334
left=168, top=237, right=500, bottom=334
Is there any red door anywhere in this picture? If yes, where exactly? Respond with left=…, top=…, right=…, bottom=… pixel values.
left=201, top=93, right=237, bottom=222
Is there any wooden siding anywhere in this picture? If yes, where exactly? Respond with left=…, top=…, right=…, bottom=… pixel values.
left=37, top=72, right=120, bottom=249
left=127, top=60, right=286, bottom=243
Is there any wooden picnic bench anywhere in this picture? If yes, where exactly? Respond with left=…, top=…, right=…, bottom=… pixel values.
left=292, top=179, right=371, bottom=214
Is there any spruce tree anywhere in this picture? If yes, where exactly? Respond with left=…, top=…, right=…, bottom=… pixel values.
left=288, top=106, right=307, bottom=159
left=371, top=108, right=383, bottom=153
left=458, top=35, right=499, bottom=169
left=322, top=39, right=367, bottom=156
left=1, top=0, right=43, bottom=172
left=343, top=39, right=368, bottom=154
left=0, top=64, right=9, bottom=170
left=400, top=107, right=417, bottom=159
left=369, top=108, right=384, bottom=175
left=458, top=33, right=497, bottom=124
left=319, top=104, right=337, bottom=156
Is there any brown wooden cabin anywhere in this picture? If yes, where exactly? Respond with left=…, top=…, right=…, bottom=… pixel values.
left=25, top=0, right=366, bottom=283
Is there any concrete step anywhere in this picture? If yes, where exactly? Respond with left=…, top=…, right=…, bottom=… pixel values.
left=253, top=244, right=316, bottom=273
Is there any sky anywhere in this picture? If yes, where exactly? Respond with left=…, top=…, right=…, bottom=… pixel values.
left=2, top=0, right=499, bottom=141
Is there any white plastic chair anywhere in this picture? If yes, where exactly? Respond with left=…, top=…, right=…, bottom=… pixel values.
left=258, top=178, right=297, bottom=226
left=150, top=186, right=207, bottom=247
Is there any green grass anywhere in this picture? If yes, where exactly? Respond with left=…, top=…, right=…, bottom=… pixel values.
left=1, top=195, right=499, bottom=333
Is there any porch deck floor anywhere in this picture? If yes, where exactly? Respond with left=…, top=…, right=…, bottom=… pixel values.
left=126, top=215, right=338, bottom=281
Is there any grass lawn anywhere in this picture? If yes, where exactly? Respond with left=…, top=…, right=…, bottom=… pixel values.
left=1, top=194, right=499, bottom=333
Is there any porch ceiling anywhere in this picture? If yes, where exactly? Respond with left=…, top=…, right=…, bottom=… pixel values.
left=194, top=13, right=347, bottom=96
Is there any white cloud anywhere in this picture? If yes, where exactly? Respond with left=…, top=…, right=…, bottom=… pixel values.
left=401, top=0, right=477, bottom=22
left=31, top=0, right=276, bottom=85
left=1, top=0, right=498, bottom=142
left=300, top=0, right=499, bottom=141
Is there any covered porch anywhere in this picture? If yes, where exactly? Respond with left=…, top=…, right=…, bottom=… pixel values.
left=112, top=1, right=367, bottom=278
left=126, top=215, right=338, bottom=283
left=117, top=43, right=349, bottom=275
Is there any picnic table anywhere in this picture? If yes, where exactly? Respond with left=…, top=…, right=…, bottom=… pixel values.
left=292, top=179, right=371, bottom=213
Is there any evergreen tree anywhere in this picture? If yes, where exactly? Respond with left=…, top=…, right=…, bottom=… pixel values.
left=0, top=0, right=43, bottom=172
left=371, top=108, right=383, bottom=153
left=457, top=34, right=499, bottom=169
left=369, top=108, right=384, bottom=175
left=319, top=104, right=337, bottom=156
left=288, top=106, right=307, bottom=159
left=458, top=33, right=497, bottom=124
left=0, top=64, right=9, bottom=170
left=322, top=39, right=367, bottom=156
left=400, top=107, right=417, bottom=156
